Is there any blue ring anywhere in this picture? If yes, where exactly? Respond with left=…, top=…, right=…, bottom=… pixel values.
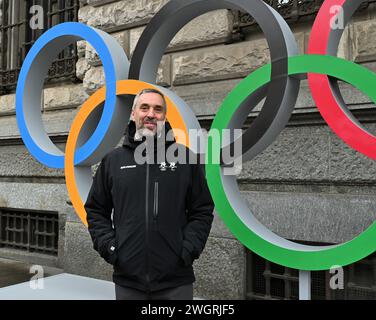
left=16, top=22, right=117, bottom=168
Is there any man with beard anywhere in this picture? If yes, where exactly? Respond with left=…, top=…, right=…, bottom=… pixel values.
left=84, top=88, right=214, bottom=300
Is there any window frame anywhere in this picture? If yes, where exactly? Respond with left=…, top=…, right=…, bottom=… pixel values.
left=0, top=0, right=80, bottom=94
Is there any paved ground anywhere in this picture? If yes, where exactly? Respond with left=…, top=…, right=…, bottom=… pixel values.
left=0, top=273, right=115, bottom=300
left=0, top=258, right=63, bottom=288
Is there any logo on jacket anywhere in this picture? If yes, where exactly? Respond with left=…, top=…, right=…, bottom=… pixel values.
left=120, top=165, right=137, bottom=170
left=159, top=162, right=177, bottom=172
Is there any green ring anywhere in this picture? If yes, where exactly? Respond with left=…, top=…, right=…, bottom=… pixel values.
left=206, top=54, right=376, bottom=270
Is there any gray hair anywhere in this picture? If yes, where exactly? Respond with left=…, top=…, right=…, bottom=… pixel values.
left=132, top=88, right=167, bottom=113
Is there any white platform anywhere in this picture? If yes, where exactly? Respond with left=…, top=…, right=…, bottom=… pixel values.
left=0, top=273, right=115, bottom=300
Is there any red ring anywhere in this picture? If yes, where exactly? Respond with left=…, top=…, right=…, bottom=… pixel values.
left=308, top=0, right=376, bottom=159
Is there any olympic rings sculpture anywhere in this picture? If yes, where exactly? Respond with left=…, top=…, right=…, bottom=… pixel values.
left=15, top=0, right=376, bottom=270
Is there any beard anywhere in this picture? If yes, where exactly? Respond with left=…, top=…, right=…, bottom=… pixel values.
left=135, top=118, right=165, bottom=139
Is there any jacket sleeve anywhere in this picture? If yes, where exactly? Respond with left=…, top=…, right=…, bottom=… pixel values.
left=84, top=155, right=117, bottom=265
left=181, top=162, right=214, bottom=266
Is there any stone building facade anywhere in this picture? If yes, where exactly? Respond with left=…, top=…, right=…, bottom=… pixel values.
left=1, top=0, right=376, bottom=299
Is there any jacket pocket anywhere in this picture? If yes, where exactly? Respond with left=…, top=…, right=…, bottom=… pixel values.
left=151, top=223, right=184, bottom=281
left=157, top=223, right=183, bottom=257
left=114, top=223, right=143, bottom=277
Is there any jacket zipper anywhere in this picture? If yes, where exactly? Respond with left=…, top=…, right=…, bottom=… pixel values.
left=153, top=181, right=159, bottom=220
left=145, top=163, right=150, bottom=293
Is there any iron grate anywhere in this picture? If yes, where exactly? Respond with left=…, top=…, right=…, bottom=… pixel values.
left=0, top=207, right=59, bottom=256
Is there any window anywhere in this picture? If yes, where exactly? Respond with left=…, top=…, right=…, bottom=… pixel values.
left=0, top=0, right=79, bottom=94
left=246, top=246, right=376, bottom=300
left=0, top=207, right=59, bottom=256
left=233, top=0, right=376, bottom=34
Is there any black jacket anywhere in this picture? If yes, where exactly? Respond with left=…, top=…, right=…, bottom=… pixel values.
left=84, top=120, right=214, bottom=292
